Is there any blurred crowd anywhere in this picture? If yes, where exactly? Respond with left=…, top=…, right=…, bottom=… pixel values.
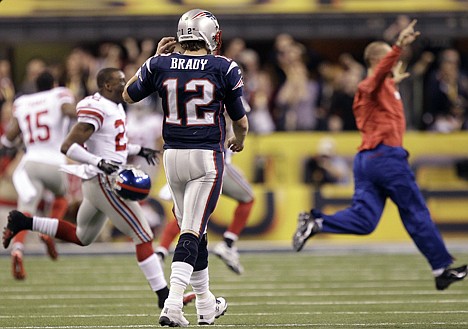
left=1, top=22, right=468, bottom=136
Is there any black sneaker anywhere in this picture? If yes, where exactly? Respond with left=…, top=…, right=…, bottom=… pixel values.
left=292, top=209, right=322, bottom=252
left=435, top=265, right=467, bottom=290
left=2, top=210, right=32, bottom=249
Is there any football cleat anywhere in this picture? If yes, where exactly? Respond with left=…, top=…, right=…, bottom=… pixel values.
left=40, top=234, right=58, bottom=260
left=159, top=307, right=189, bottom=327
left=11, top=250, right=26, bottom=280
left=3, top=210, right=32, bottom=249
left=292, top=209, right=322, bottom=252
left=197, top=297, right=228, bottom=325
left=213, top=242, right=244, bottom=275
left=435, top=265, right=467, bottom=290
left=113, top=168, right=151, bottom=201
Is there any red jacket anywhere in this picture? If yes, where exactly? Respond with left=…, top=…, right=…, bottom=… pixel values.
left=353, top=45, right=405, bottom=151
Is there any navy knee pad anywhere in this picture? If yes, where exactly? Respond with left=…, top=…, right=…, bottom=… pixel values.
left=194, top=234, right=208, bottom=271
left=173, top=233, right=199, bottom=267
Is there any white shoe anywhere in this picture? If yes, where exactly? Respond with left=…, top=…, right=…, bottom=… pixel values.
left=213, top=242, right=244, bottom=274
left=159, top=307, right=189, bottom=327
left=197, top=297, right=228, bottom=325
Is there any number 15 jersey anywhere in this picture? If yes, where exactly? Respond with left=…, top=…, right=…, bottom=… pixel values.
left=127, top=53, right=245, bottom=152
left=13, top=87, right=75, bottom=165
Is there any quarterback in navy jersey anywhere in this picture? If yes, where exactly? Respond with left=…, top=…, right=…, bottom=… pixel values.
left=125, top=46, right=245, bottom=153
left=123, top=8, right=248, bottom=327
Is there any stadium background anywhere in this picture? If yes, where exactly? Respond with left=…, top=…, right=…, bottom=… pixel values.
left=1, top=0, right=468, bottom=251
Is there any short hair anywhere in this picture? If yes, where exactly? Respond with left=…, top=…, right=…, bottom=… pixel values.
left=180, top=40, right=207, bottom=52
left=36, top=71, right=55, bottom=92
left=363, top=41, right=390, bottom=68
left=96, top=67, right=121, bottom=89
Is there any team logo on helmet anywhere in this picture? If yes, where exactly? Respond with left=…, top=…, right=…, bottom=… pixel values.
left=192, top=11, right=216, bottom=20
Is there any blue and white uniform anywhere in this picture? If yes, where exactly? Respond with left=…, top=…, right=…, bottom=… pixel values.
left=127, top=52, right=246, bottom=236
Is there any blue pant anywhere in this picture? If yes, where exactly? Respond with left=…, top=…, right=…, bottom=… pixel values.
left=321, top=144, right=452, bottom=270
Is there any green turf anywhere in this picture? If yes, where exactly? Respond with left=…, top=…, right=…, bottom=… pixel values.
left=0, top=251, right=467, bottom=328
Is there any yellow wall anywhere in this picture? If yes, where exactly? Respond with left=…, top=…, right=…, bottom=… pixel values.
left=153, top=132, right=468, bottom=244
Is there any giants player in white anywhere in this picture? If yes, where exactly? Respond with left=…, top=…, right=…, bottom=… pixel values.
left=3, top=68, right=173, bottom=309
left=123, top=9, right=249, bottom=327
left=0, top=71, right=75, bottom=280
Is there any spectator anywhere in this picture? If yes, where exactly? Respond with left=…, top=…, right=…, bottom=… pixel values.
left=424, top=48, right=468, bottom=132
left=18, top=57, right=46, bottom=95
left=327, top=53, right=364, bottom=131
left=303, top=136, right=351, bottom=186
left=273, top=41, right=320, bottom=131
left=236, top=48, right=275, bottom=134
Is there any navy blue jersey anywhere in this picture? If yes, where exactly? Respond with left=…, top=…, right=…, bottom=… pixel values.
left=127, top=53, right=245, bottom=152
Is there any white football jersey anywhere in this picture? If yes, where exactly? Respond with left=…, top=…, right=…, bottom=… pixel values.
left=76, top=92, right=128, bottom=165
left=126, top=107, right=163, bottom=149
left=126, top=106, right=163, bottom=177
left=13, top=87, right=75, bottom=165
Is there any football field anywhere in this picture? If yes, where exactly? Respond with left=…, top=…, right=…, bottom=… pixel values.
left=1, top=250, right=467, bottom=329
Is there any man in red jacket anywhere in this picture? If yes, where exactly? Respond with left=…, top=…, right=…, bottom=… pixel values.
left=293, top=20, right=467, bottom=291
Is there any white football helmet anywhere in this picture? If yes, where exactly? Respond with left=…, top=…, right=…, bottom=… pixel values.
left=177, top=8, right=222, bottom=53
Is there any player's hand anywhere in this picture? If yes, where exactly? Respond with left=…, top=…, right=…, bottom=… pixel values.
left=156, top=37, right=179, bottom=55
left=392, top=61, right=411, bottom=84
left=97, top=159, right=120, bottom=175
left=227, top=137, right=244, bottom=152
left=138, top=147, right=160, bottom=165
left=395, top=19, right=420, bottom=48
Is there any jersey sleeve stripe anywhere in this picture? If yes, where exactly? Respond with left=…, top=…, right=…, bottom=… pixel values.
left=226, top=61, right=238, bottom=75
left=232, top=78, right=244, bottom=90
left=77, top=109, right=104, bottom=125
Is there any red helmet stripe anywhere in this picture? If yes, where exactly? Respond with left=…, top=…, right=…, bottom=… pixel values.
left=117, top=182, right=150, bottom=194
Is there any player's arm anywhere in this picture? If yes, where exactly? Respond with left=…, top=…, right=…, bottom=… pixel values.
left=229, top=115, right=249, bottom=152
left=123, top=74, right=139, bottom=104
left=127, top=143, right=160, bottom=165
left=0, top=117, right=21, bottom=158
left=61, top=102, right=77, bottom=119
left=225, top=97, right=249, bottom=152
left=61, top=122, right=119, bottom=174
left=1, top=117, right=21, bottom=146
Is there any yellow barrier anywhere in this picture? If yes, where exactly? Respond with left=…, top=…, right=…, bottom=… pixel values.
left=153, top=132, right=468, bottom=243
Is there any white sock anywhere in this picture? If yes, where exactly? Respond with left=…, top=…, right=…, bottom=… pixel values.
left=11, top=242, right=24, bottom=254
left=138, top=253, right=167, bottom=291
left=191, top=268, right=210, bottom=295
left=223, top=231, right=238, bottom=242
left=165, top=261, right=193, bottom=310
left=433, top=268, right=445, bottom=277
left=32, top=216, right=59, bottom=236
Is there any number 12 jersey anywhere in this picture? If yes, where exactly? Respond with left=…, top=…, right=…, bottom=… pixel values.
left=128, top=53, right=245, bottom=152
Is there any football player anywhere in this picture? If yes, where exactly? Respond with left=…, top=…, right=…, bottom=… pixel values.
left=123, top=9, right=249, bottom=327
left=0, top=71, right=75, bottom=280
left=3, top=68, right=174, bottom=310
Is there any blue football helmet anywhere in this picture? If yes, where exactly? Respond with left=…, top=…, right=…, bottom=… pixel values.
left=113, top=168, right=151, bottom=201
